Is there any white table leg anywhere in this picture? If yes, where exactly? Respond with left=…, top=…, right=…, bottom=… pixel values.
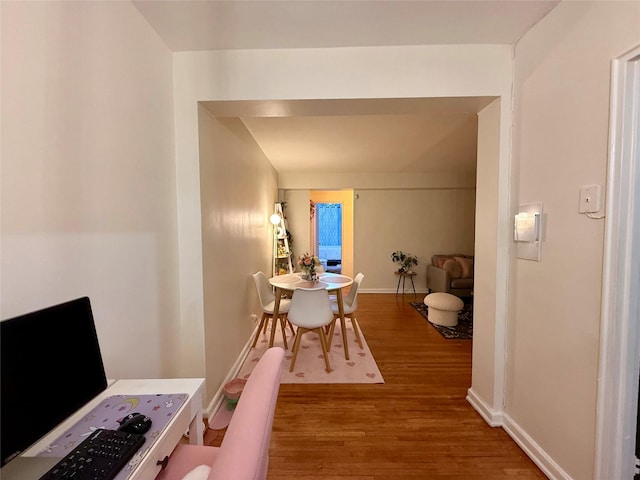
left=189, top=409, right=204, bottom=445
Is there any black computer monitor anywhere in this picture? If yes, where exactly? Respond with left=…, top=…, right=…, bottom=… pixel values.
left=1, top=297, right=108, bottom=466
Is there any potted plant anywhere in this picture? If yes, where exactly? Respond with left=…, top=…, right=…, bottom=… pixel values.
left=391, top=251, right=418, bottom=273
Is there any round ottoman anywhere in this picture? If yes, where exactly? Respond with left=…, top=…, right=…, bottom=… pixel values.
left=424, top=292, right=464, bottom=327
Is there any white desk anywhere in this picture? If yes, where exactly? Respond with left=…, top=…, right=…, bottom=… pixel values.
left=17, top=378, right=205, bottom=480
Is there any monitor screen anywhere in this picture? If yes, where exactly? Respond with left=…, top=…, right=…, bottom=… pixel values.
left=1, top=297, right=108, bottom=466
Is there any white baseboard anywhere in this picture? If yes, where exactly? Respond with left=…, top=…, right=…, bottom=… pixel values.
left=466, top=387, right=504, bottom=427
left=467, top=388, right=572, bottom=479
left=502, top=413, right=573, bottom=480
left=202, top=325, right=258, bottom=425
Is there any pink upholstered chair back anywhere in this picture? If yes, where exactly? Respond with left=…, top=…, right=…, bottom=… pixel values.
left=154, top=347, right=284, bottom=480
left=209, top=346, right=284, bottom=480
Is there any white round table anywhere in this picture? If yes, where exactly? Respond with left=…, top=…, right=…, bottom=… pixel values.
left=269, top=272, right=354, bottom=359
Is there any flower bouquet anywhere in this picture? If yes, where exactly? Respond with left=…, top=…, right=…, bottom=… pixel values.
left=297, top=252, right=322, bottom=281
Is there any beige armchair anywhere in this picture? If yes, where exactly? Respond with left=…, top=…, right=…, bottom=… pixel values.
left=426, top=254, right=474, bottom=297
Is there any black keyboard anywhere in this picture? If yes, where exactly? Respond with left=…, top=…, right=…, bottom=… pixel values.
left=39, top=428, right=145, bottom=480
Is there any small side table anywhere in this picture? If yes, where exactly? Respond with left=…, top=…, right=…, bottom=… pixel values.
left=395, top=271, right=417, bottom=298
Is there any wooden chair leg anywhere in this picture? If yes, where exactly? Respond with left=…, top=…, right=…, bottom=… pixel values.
left=317, top=327, right=332, bottom=373
left=287, top=317, right=295, bottom=335
left=288, top=328, right=305, bottom=372
left=268, top=315, right=278, bottom=348
left=326, top=318, right=337, bottom=350
left=251, top=313, right=268, bottom=348
left=351, top=316, right=364, bottom=349
left=278, top=316, right=288, bottom=350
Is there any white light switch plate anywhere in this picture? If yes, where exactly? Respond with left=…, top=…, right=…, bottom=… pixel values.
left=516, top=202, right=543, bottom=262
left=579, top=185, right=601, bottom=213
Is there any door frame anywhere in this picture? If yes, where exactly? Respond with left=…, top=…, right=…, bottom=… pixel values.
left=309, top=190, right=354, bottom=279
left=595, top=44, right=640, bottom=480
left=315, top=202, right=343, bottom=270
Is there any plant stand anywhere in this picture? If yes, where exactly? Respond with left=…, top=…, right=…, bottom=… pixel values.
left=395, top=271, right=417, bottom=298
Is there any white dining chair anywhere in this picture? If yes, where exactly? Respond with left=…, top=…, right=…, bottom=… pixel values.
left=287, top=287, right=335, bottom=373
left=328, top=272, right=365, bottom=350
left=252, top=271, right=292, bottom=349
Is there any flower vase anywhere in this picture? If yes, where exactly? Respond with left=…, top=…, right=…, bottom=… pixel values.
left=301, top=267, right=317, bottom=282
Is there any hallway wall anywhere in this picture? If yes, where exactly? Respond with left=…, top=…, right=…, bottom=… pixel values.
left=1, top=1, right=180, bottom=379
left=508, top=2, right=640, bottom=478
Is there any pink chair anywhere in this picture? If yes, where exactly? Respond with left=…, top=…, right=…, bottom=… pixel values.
left=155, top=347, right=284, bottom=480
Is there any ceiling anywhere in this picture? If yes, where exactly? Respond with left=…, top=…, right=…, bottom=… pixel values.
left=134, top=1, right=559, bottom=175
left=133, top=1, right=559, bottom=52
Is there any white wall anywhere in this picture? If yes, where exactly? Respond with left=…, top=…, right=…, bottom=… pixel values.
left=0, top=1, right=180, bottom=378
left=470, top=98, right=501, bottom=414
left=352, top=188, right=475, bottom=292
left=282, top=190, right=311, bottom=266
left=508, top=2, right=640, bottom=479
left=197, top=107, right=278, bottom=401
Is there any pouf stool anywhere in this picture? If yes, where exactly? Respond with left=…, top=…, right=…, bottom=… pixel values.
left=424, top=292, right=464, bottom=327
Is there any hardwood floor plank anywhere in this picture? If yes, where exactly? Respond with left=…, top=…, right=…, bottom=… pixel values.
left=207, top=293, right=546, bottom=479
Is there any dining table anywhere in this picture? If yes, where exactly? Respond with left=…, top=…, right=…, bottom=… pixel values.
left=269, top=272, right=354, bottom=360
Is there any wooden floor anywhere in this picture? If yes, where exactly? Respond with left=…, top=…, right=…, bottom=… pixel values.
left=205, top=293, right=546, bottom=479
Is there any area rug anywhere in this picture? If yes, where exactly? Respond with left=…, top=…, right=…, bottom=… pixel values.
left=238, top=318, right=384, bottom=384
left=410, top=302, right=473, bottom=339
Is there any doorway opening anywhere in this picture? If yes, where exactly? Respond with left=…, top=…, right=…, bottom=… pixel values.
left=315, top=203, right=342, bottom=273
left=309, top=190, right=354, bottom=279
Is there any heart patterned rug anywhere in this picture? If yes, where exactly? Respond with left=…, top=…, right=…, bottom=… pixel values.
left=238, top=318, right=384, bottom=384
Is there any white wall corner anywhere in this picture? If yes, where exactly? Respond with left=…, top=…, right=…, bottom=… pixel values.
left=502, top=413, right=574, bottom=480
left=469, top=385, right=576, bottom=480
left=466, top=387, right=504, bottom=427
